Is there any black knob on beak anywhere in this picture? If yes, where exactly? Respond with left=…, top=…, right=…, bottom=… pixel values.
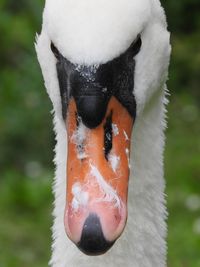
left=75, top=94, right=109, bottom=129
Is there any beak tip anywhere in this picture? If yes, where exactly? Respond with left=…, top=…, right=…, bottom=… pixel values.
left=77, top=213, right=115, bottom=256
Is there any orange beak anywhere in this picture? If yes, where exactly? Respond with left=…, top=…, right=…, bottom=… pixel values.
left=64, top=96, right=134, bottom=255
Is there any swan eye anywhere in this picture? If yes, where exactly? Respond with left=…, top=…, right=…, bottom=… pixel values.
left=51, top=42, right=60, bottom=59
left=130, top=35, right=142, bottom=57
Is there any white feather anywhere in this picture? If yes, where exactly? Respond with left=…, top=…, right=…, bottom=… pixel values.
left=90, top=164, right=121, bottom=208
left=108, top=153, right=120, bottom=173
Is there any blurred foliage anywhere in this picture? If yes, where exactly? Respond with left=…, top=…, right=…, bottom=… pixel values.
left=0, top=0, right=53, bottom=172
left=0, top=0, right=200, bottom=266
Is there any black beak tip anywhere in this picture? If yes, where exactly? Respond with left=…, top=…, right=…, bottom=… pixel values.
left=77, top=213, right=115, bottom=256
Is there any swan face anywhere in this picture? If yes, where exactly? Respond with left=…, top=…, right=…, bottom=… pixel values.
left=36, top=0, right=171, bottom=256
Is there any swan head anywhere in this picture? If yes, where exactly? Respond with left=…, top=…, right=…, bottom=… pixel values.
left=36, top=0, right=171, bottom=256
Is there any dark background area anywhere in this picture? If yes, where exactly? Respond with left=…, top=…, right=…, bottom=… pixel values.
left=0, top=1, right=200, bottom=266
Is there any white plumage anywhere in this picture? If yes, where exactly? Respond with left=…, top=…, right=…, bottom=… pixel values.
left=36, top=0, right=171, bottom=266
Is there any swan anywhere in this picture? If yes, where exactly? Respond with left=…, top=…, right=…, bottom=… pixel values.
left=36, top=0, right=171, bottom=266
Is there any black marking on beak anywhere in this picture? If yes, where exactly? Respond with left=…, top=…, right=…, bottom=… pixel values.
left=104, top=112, right=113, bottom=160
left=74, top=94, right=110, bottom=129
left=75, top=113, right=86, bottom=160
left=77, top=213, right=115, bottom=256
left=51, top=35, right=141, bottom=127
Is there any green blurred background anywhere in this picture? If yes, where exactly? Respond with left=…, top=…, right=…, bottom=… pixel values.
left=0, top=1, right=199, bottom=266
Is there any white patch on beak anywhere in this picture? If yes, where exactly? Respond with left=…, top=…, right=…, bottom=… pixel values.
left=108, top=153, right=120, bottom=173
left=123, top=130, right=129, bottom=141
left=71, top=118, right=88, bottom=160
left=112, top=123, right=119, bottom=136
left=72, top=183, right=89, bottom=212
left=90, top=164, right=121, bottom=208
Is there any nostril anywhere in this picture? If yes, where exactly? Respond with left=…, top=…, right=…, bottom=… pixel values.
left=77, top=213, right=115, bottom=256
